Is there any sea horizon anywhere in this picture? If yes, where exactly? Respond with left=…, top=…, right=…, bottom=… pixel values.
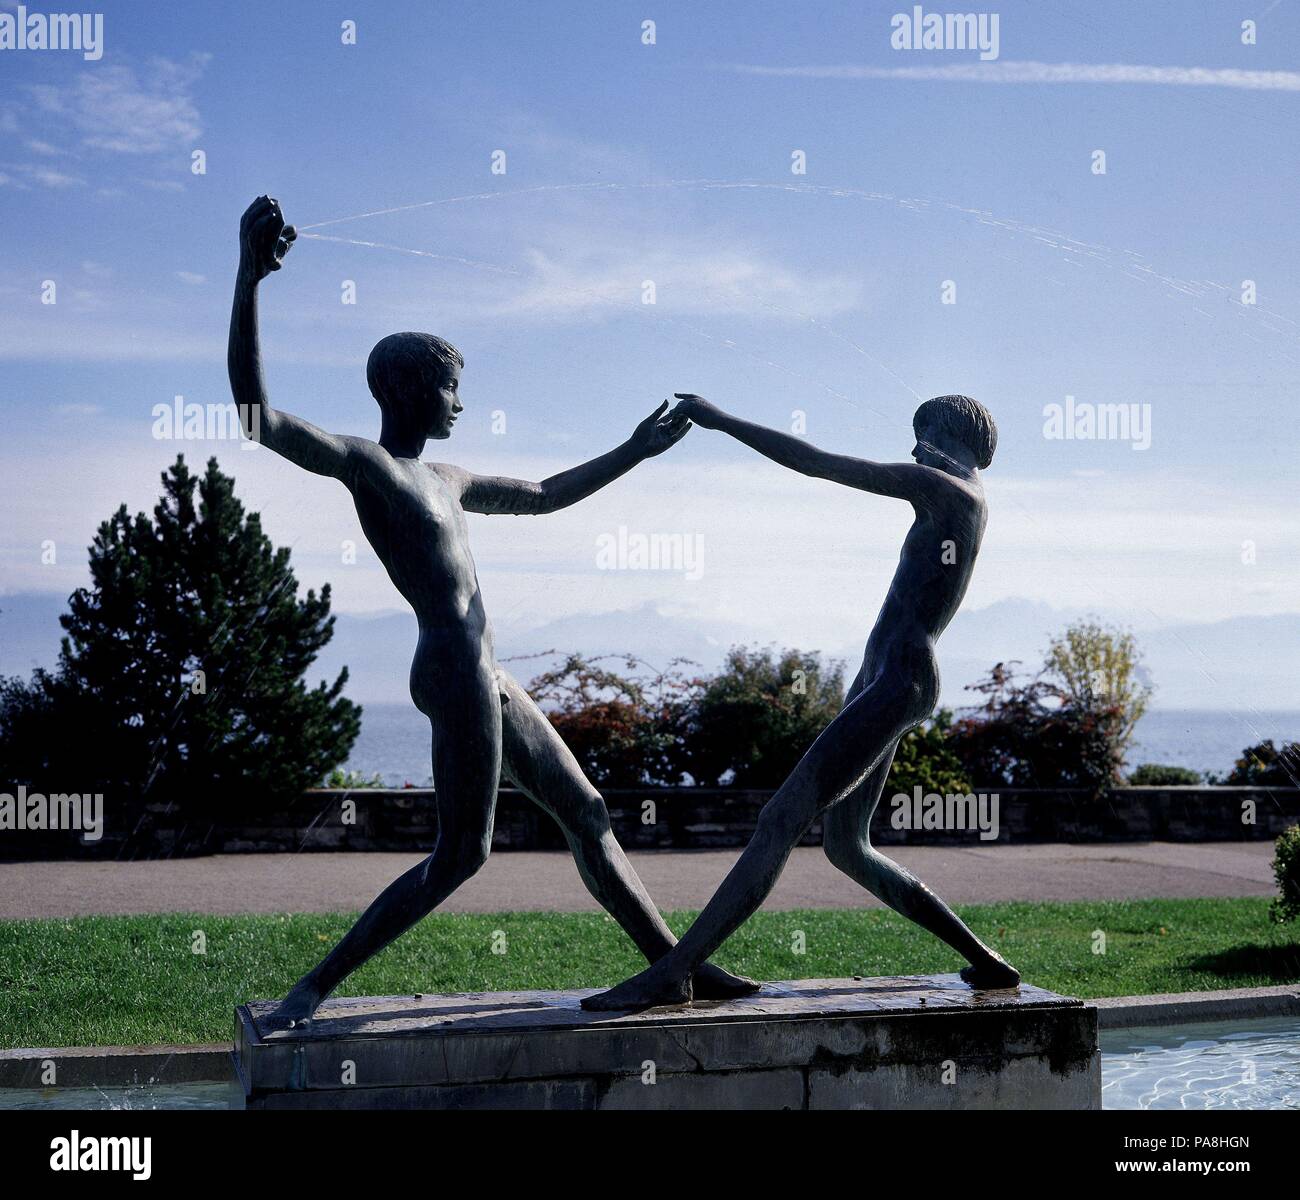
left=342, top=704, right=1300, bottom=790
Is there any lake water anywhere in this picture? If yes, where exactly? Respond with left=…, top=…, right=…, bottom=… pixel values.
left=342, top=705, right=1300, bottom=789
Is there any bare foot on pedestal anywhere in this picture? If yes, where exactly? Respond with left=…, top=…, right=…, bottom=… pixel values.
left=582, top=963, right=694, bottom=1012
left=691, top=961, right=761, bottom=1000
left=960, top=953, right=1021, bottom=989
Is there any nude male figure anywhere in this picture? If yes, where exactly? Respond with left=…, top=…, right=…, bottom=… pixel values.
left=228, top=196, right=756, bottom=1024
left=584, top=391, right=1021, bottom=1010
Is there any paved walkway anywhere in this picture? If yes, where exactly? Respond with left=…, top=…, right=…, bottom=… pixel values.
left=0, top=842, right=1276, bottom=918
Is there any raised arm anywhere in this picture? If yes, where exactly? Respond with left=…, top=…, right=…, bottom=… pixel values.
left=438, top=401, right=690, bottom=515
left=671, top=393, right=953, bottom=507
left=228, top=196, right=361, bottom=480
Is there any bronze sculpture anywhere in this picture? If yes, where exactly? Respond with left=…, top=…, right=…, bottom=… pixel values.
left=228, top=196, right=756, bottom=1025
left=583, top=392, right=1020, bottom=1009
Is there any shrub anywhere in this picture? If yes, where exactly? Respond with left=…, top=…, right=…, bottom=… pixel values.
left=886, top=710, right=970, bottom=796
left=1127, top=763, right=1202, bottom=786
left=1270, top=825, right=1300, bottom=925
left=519, top=645, right=849, bottom=788
left=1043, top=619, right=1152, bottom=760
left=519, top=653, right=695, bottom=787
left=323, top=768, right=385, bottom=789
left=676, top=646, right=845, bottom=788
left=1224, top=740, right=1300, bottom=787
left=946, top=661, right=1126, bottom=793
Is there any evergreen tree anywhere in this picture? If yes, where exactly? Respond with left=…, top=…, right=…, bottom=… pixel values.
left=0, top=456, right=360, bottom=822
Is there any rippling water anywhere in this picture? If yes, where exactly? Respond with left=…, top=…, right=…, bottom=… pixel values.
left=0, top=1081, right=232, bottom=1110
left=1101, top=1017, right=1300, bottom=1110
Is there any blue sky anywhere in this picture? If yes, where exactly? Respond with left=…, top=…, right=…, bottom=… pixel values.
left=2, top=0, right=1298, bottom=701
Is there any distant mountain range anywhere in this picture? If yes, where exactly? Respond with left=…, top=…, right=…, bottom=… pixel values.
left=3, top=590, right=1293, bottom=710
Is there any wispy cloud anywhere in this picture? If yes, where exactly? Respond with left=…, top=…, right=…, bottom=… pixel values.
left=498, top=243, right=863, bottom=321
left=24, top=53, right=208, bottom=155
left=0, top=162, right=84, bottom=188
left=0, top=309, right=364, bottom=365
left=1, top=53, right=208, bottom=191
left=309, top=229, right=865, bottom=325
left=725, top=60, right=1300, bottom=91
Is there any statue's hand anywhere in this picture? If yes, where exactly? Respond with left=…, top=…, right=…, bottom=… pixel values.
left=239, top=195, right=297, bottom=282
left=630, top=400, right=691, bottom=458
left=671, top=393, right=724, bottom=430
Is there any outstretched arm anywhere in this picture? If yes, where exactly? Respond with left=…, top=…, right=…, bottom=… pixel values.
left=671, top=393, right=951, bottom=506
left=440, top=401, right=691, bottom=515
left=228, top=196, right=361, bottom=479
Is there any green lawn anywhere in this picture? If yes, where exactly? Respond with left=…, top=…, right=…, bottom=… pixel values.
left=1, top=898, right=1297, bottom=1048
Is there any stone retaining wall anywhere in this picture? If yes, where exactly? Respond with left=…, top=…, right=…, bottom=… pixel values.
left=3, top=785, right=1296, bottom=860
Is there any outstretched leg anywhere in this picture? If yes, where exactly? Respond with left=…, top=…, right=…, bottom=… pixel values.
left=272, top=682, right=503, bottom=1027
left=823, top=743, right=1020, bottom=988
left=497, top=670, right=757, bottom=1000
left=583, top=676, right=924, bottom=1010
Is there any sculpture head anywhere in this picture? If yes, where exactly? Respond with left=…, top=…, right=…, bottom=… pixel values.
left=911, top=394, right=996, bottom=472
left=366, top=332, right=464, bottom=443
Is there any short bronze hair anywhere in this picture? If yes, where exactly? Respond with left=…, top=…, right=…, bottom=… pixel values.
left=913, top=394, right=997, bottom=469
left=366, top=332, right=463, bottom=417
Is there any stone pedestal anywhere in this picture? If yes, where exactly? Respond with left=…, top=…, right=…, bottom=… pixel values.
left=232, top=974, right=1099, bottom=1109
